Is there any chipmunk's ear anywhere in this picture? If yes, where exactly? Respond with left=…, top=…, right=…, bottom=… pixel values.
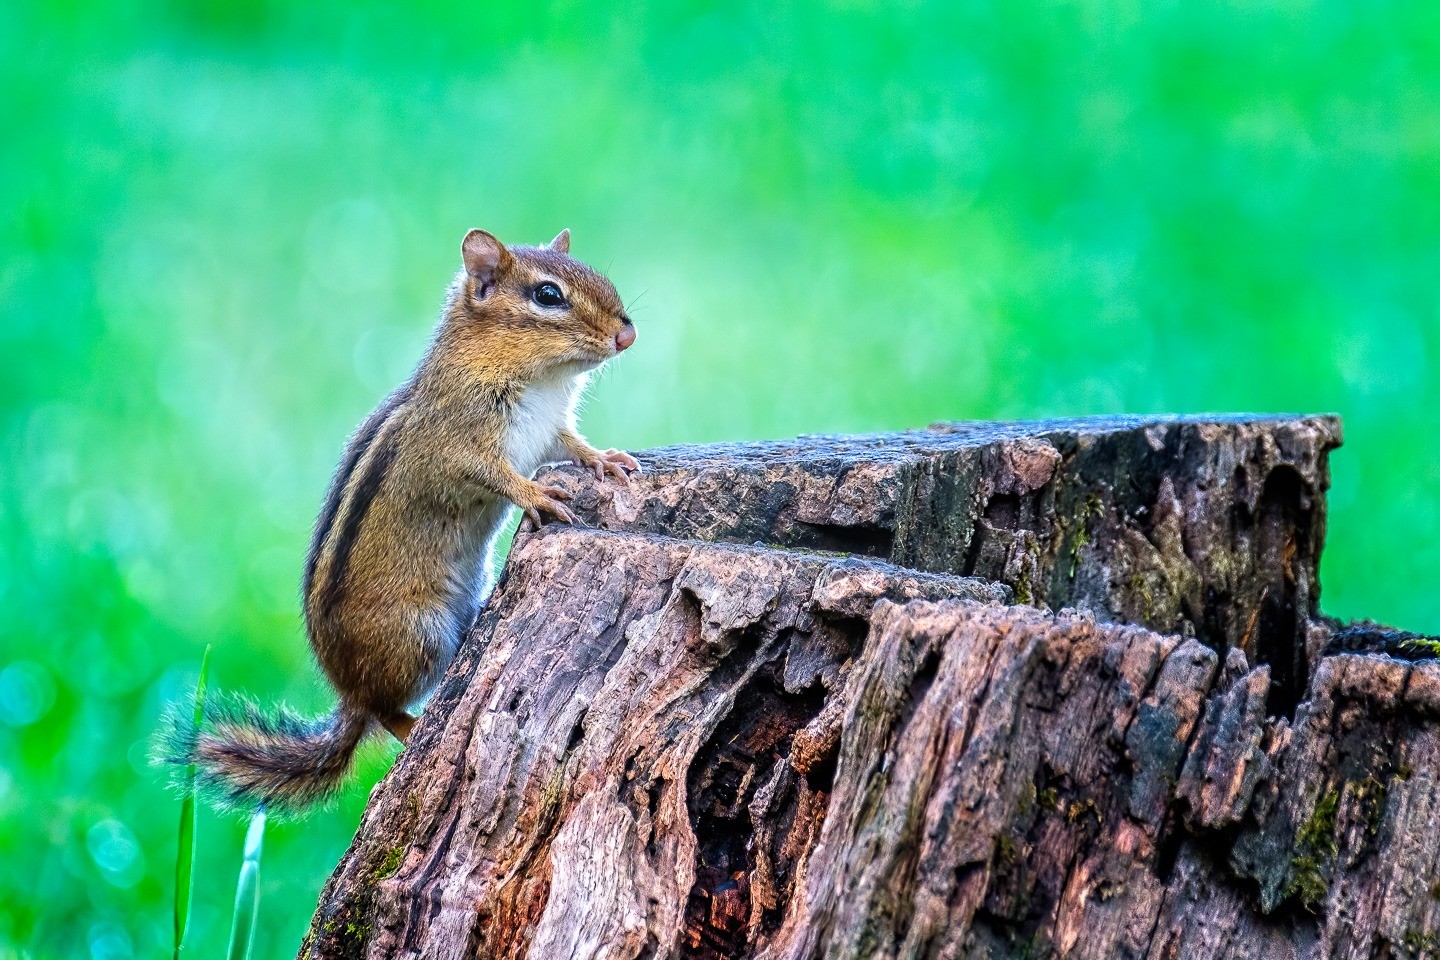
left=462, top=229, right=512, bottom=286
left=547, top=229, right=571, bottom=254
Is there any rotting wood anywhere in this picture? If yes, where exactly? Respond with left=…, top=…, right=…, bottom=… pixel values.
left=301, top=529, right=1007, bottom=958
left=540, top=415, right=1340, bottom=715
left=299, top=416, right=1440, bottom=960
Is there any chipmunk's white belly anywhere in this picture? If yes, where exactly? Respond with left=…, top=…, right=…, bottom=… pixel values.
left=506, top=373, right=578, bottom=477
left=428, top=373, right=573, bottom=655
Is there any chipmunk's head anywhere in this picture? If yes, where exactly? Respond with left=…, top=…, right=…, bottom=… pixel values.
left=453, top=228, right=635, bottom=374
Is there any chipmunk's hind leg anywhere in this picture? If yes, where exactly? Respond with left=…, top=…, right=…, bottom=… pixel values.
left=380, top=711, right=416, bottom=744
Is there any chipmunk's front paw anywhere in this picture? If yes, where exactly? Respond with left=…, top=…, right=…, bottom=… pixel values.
left=521, top=484, right=578, bottom=528
left=574, top=447, right=642, bottom=484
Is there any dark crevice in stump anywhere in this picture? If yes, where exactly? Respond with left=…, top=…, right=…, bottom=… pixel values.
left=1251, top=464, right=1317, bottom=718
left=684, top=664, right=827, bottom=960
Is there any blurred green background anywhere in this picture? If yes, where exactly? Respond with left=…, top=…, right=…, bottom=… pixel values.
left=2, top=0, right=1437, bottom=956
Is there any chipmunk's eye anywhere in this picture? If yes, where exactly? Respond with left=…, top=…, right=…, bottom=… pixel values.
left=532, top=282, right=566, bottom=308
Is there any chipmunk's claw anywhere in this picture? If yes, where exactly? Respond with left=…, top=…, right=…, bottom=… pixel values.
left=575, top=448, right=641, bottom=484
left=524, top=486, right=578, bottom=528
left=599, top=449, right=640, bottom=483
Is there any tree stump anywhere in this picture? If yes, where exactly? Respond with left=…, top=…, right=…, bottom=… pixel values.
left=299, top=415, right=1440, bottom=960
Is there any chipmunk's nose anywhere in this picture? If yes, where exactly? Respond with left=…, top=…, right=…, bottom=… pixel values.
left=615, top=322, right=636, bottom=353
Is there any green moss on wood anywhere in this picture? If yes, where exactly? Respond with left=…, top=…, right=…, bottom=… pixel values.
left=374, top=846, right=404, bottom=881
left=1014, top=568, right=1034, bottom=606
left=1400, top=929, right=1440, bottom=959
left=1067, top=494, right=1102, bottom=577
left=1285, top=788, right=1339, bottom=913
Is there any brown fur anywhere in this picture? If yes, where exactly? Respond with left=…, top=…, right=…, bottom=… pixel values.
left=182, top=229, right=639, bottom=812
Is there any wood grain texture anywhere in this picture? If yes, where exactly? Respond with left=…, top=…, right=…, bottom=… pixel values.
left=300, top=417, right=1440, bottom=960
left=300, top=528, right=1007, bottom=958
left=539, top=415, right=1341, bottom=715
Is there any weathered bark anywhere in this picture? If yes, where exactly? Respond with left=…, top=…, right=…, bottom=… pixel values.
left=541, top=415, right=1340, bottom=716
left=301, top=529, right=1008, bottom=957
left=300, top=416, right=1440, bottom=960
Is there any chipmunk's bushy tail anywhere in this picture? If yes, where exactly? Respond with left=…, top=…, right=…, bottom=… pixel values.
left=158, top=693, right=373, bottom=816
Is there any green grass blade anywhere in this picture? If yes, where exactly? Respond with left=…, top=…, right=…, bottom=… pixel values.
left=227, top=809, right=266, bottom=960
left=172, top=644, right=211, bottom=960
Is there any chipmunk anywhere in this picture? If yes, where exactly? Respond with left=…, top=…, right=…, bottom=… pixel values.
left=163, top=228, right=639, bottom=813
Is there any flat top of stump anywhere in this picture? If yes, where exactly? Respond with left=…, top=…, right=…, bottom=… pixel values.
left=626, top=413, right=1341, bottom=470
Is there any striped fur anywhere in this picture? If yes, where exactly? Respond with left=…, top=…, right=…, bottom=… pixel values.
left=159, top=694, right=371, bottom=814
left=310, top=402, right=410, bottom=618
left=162, top=229, right=638, bottom=815
left=303, top=384, right=413, bottom=605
